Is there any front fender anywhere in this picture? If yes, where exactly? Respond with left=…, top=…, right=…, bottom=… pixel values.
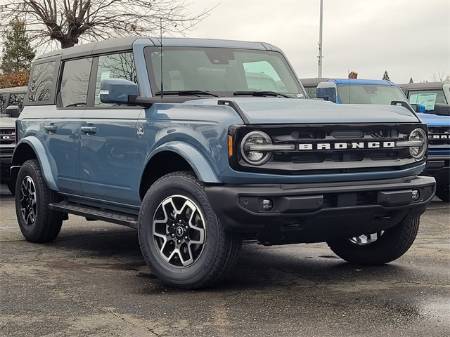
left=12, top=137, right=59, bottom=191
left=148, top=141, right=220, bottom=183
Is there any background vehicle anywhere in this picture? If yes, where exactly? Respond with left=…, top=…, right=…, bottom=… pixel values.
left=300, top=78, right=450, bottom=202
left=11, top=37, right=434, bottom=288
left=301, top=78, right=406, bottom=104
left=401, top=82, right=450, bottom=201
left=400, top=82, right=450, bottom=116
left=0, top=86, right=27, bottom=193
left=301, top=77, right=329, bottom=98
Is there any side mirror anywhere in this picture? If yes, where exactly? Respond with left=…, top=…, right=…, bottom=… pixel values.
left=100, top=79, right=139, bottom=105
left=432, top=103, right=450, bottom=116
left=5, top=105, right=20, bottom=118
left=316, top=82, right=337, bottom=103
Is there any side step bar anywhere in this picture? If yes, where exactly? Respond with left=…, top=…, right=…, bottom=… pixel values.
left=49, top=201, right=138, bottom=229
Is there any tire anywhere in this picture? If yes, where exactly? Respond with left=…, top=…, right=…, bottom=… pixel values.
left=15, top=160, right=63, bottom=243
left=327, top=215, right=420, bottom=265
left=436, top=185, right=450, bottom=203
left=138, top=171, right=241, bottom=289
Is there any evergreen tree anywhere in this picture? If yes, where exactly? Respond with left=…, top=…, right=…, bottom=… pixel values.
left=409, top=77, right=414, bottom=84
left=1, top=19, right=35, bottom=74
left=382, top=70, right=390, bottom=81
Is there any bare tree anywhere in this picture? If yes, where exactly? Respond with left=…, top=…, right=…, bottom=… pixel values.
left=0, top=1, right=210, bottom=49
left=432, top=71, right=447, bottom=82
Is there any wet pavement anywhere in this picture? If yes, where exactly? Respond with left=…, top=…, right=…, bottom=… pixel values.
left=0, top=184, right=449, bottom=337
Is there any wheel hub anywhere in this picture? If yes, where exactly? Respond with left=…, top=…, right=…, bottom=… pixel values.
left=19, top=176, right=37, bottom=226
left=152, top=195, right=206, bottom=267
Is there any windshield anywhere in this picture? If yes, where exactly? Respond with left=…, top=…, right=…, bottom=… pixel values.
left=144, top=47, right=304, bottom=97
left=337, top=85, right=406, bottom=104
left=408, top=89, right=447, bottom=111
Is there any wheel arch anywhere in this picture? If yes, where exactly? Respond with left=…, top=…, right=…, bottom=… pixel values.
left=11, top=137, right=58, bottom=191
left=139, top=143, right=220, bottom=200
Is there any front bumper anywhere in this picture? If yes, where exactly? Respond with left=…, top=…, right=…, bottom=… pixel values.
left=206, top=176, right=435, bottom=243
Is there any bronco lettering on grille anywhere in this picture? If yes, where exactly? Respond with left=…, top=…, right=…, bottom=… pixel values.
left=298, top=141, right=396, bottom=151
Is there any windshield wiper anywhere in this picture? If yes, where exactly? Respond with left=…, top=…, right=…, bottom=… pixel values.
left=233, top=91, right=290, bottom=98
left=155, top=90, right=218, bottom=97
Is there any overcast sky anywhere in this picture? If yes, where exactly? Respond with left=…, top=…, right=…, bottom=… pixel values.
left=185, top=0, right=450, bottom=83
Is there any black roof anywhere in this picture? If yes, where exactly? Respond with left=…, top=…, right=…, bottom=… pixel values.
left=34, top=36, right=281, bottom=61
left=399, top=82, right=445, bottom=91
left=299, top=78, right=331, bottom=87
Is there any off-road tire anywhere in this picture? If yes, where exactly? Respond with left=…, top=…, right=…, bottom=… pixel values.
left=327, top=215, right=420, bottom=265
left=15, top=160, right=63, bottom=243
left=138, top=171, right=241, bottom=289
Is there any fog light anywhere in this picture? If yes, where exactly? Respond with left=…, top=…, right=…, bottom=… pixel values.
left=412, top=190, right=420, bottom=201
left=261, top=199, right=273, bottom=211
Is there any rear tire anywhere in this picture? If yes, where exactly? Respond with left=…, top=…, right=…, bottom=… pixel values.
left=327, top=215, right=420, bottom=265
left=138, top=171, right=241, bottom=289
left=15, top=160, right=63, bottom=243
left=436, top=185, right=449, bottom=203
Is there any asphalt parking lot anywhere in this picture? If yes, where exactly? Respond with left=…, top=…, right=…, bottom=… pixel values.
left=0, top=184, right=449, bottom=337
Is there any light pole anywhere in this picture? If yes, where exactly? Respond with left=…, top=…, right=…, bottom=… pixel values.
left=318, top=0, right=324, bottom=78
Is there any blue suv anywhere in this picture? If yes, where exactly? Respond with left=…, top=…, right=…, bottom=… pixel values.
left=401, top=82, right=450, bottom=202
left=11, top=38, right=435, bottom=288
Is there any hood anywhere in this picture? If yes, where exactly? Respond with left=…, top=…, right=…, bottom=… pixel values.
left=190, top=97, right=420, bottom=124
left=0, top=116, right=16, bottom=128
left=416, top=112, right=450, bottom=127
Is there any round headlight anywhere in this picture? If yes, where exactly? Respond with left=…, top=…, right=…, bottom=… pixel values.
left=409, top=128, right=427, bottom=160
left=241, top=131, right=272, bottom=165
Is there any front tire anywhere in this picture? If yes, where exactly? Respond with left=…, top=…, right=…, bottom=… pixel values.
left=327, top=215, right=420, bottom=265
left=436, top=185, right=450, bottom=202
left=138, top=172, right=241, bottom=289
left=15, top=160, right=63, bottom=243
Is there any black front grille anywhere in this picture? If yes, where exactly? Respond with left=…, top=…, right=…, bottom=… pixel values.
left=428, top=127, right=450, bottom=146
left=231, top=123, right=424, bottom=175
left=0, top=128, right=16, bottom=145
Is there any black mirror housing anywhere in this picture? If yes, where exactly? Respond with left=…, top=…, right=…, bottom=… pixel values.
left=5, top=105, right=20, bottom=118
left=100, top=79, right=139, bottom=105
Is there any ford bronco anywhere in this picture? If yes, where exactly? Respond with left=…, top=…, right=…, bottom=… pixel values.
left=0, top=86, right=27, bottom=193
left=11, top=37, right=435, bottom=288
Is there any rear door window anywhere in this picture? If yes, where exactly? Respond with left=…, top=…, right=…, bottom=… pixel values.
left=28, top=61, right=57, bottom=103
left=60, top=58, right=93, bottom=108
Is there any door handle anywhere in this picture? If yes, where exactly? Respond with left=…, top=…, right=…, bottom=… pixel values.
left=81, top=126, right=97, bottom=134
left=43, top=124, right=57, bottom=133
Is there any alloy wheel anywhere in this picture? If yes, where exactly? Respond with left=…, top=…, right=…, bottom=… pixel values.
left=19, top=176, right=37, bottom=226
left=152, top=195, right=206, bottom=267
